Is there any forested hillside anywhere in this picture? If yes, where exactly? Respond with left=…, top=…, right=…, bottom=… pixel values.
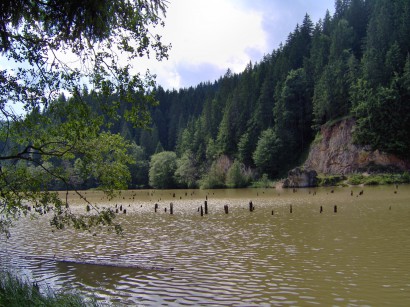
left=46, top=0, right=410, bottom=189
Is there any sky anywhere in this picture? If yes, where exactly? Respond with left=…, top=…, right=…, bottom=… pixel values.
left=1, top=0, right=336, bottom=103
left=144, top=0, right=335, bottom=90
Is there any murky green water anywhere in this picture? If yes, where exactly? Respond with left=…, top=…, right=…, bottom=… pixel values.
left=1, top=186, right=410, bottom=306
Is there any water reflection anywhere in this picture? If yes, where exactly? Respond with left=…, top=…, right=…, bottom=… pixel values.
left=1, top=186, right=410, bottom=306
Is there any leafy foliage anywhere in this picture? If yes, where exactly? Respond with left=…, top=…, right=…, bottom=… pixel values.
left=253, top=128, right=283, bottom=176
left=199, top=155, right=231, bottom=189
left=226, top=160, right=252, bottom=188
left=148, top=151, right=177, bottom=189
left=174, top=150, right=198, bottom=188
left=0, top=0, right=169, bottom=235
left=351, top=54, right=410, bottom=159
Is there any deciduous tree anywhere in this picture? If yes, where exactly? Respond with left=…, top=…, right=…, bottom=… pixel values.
left=148, top=151, right=177, bottom=189
left=0, top=0, right=169, bottom=236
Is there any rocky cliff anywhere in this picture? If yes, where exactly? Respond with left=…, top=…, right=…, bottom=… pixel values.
left=303, top=118, right=410, bottom=174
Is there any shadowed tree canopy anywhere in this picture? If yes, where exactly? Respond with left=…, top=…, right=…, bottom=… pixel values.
left=0, top=0, right=169, bottom=237
left=152, top=0, right=410, bottom=186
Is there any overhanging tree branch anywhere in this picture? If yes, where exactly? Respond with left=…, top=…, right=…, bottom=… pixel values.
left=0, top=0, right=169, bottom=236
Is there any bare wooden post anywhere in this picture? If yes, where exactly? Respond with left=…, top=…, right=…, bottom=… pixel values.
left=204, top=201, right=208, bottom=214
left=224, top=204, right=229, bottom=214
left=170, top=202, right=174, bottom=215
left=154, top=203, right=158, bottom=213
left=200, top=205, right=204, bottom=216
left=334, top=205, right=337, bottom=213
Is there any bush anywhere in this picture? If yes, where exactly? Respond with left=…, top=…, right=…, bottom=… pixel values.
left=317, top=175, right=345, bottom=186
left=148, top=151, right=178, bottom=188
left=347, top=174, right=365, bottom=185
left=174, top=151, right=198, bottom=188
left=199, top=164, right=226, bottom=189
left=347, top=172, right=410, bottom=185
left=402, top=172, right=410, bottom=182
left=251, top=173, right=273, bottom=188
left=0, top=272, right=98, bottom=307
left=199, top=155, right=231, bottom=189
left=364, top=175, right=384, bottom=185
left=226, top=161, right=252, bottom=188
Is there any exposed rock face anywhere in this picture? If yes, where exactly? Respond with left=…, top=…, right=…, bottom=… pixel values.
left=304, top=118, right=410, bottom=174
left=282, top=168, right=318, bottom=188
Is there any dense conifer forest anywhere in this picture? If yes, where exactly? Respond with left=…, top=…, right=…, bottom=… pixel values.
left=37, top=0, right=410, bottom=189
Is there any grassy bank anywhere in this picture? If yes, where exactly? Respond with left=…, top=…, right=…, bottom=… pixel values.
left=317, top=172, right=410, bottom=187
left=0, top=272, right=98, bottom=307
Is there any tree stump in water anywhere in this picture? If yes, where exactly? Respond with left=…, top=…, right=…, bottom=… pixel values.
left=249, top=201, right=254, bottom=212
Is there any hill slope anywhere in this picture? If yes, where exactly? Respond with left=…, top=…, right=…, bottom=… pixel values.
left=36, top=0, right=410, bottom=189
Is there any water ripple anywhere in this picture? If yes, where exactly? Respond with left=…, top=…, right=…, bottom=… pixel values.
left=1, top=187, right=410, bottom=305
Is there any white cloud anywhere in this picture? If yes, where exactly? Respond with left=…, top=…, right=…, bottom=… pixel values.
left=166, top=0, right=266, bottom=69
left=144, top=0, right=268, bottom=89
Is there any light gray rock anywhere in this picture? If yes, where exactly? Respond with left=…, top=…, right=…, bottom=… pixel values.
left=282, top=167, right=318, bottom=188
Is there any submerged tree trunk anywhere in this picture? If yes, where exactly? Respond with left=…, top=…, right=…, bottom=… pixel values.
left=23, top=256, right=174, bottom=272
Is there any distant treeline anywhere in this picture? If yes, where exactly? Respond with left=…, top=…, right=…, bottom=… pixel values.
left=36, top=0, right=410, bottom=189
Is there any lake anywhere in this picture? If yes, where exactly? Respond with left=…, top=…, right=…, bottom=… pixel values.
left=1, top=185, right=410, bottom=306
